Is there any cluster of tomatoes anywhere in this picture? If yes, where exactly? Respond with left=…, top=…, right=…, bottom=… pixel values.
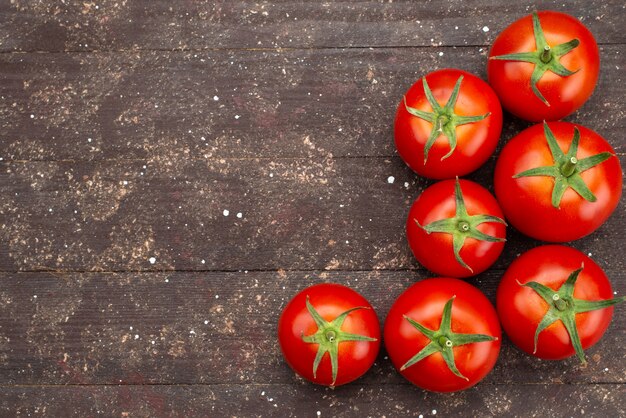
left=278, top=11, right=624, bottom=393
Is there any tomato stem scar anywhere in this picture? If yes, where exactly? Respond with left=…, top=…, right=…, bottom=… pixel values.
left=540, top=45, right=552, bottom=63
left=403, top=75, right=490, bottom=164
left=301, top=296, right=377, bottom=386
left=401, top=296, right=497, bottom=380
left=520, top=267, right=625, bottom=363
left=416, top=178, right=506, bottom=272
left=490, top=12, right=580, bottom=106
left=513, top=123, right=613, bottom=208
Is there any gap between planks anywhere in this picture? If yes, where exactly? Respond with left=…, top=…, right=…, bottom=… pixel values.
left=1, top=153, right=625, bottom=164
left=0, top=42, right=624, bottom=55
left=0, top=381, right=621, bottom=388
left=0, top=267, right=464, bottom=275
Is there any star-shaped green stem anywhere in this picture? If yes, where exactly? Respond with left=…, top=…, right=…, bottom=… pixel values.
left=513, top=122, right=614, bottom=208
left=520, top=267, right=625, bottom=364
left=301, top=296, right=377, bottom=386
left=490, top=11, right=580, bottom=106
left=416, top=178, right=506, bottom=273
left=404, top=75, right=490, bottom=163
left=401, top=296, right=497, bottom=380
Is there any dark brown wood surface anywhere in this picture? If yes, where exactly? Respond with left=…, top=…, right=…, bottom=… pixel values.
left=0, top=1, right=624, bottom=417
left=1, top=0, right=624, bottom=51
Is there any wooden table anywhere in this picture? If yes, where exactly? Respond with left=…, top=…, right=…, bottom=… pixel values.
left=0, top=1, right=624, bottom=416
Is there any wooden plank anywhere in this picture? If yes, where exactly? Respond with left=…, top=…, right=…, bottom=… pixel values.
left=0, top=46, right=623, bottom=161
left=0, top=1, right=624, bottom=52
left=0, top=383, right=624, bottom=417
left=0, top=270, right=623, bottom=385
left=1, top=155, right=624, bottom=272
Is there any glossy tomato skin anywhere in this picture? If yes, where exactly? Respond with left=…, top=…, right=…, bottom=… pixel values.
left=407, top=179, right=506, bottom=278
left=394, top=68, right=503, bottom=179
left=278, top=283, right=380, bottom=386
left=494, top=122, right=622, bottom=242
left=497, top=246, right=616, bottom=360
left=488, top=11, right=599, bottom=121
left=384, top=278, right=501, bottom=392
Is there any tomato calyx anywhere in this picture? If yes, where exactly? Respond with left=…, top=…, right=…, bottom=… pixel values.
left=490, top=12, right=580, bottom=106
left=415, top=178, right=506, bottom=273
left=403, top=75, right=491, bottom=163
left=520, top=266, right=626, bottom=364
left=513, top=122, right=614, bottom=208
left=401, top=296, right=497, bottom=380
left=301, top=296, right=378, bottom=387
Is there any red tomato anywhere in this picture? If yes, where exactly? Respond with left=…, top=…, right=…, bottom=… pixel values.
left=384, top=278, right=501, bottom=392
left=488, top=11, right=599, bottom=121
left=494, top=121, right=621, bottom=242
left=407, top=178, right=506, bottom=278
left=394, top=68, right=503, bottom=179
left=278, top=283, right=380, bottom=387
left=497, top=245, right=624, bottom=362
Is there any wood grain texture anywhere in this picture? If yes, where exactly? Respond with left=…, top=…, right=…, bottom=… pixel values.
left=1, top=155, right=624, bottom=272
left=0, top=271, right=623, bottom=386
left=1, top=384, right=625, bottom=418
left=1, top=0, right=625, bottom=415
left=0, top=0, right=624, bottom=52
left=0, top=47, right=623, bottom=161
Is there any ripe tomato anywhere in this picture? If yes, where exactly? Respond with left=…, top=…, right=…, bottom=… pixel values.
left=278, top=283, right=380, bottom=387
left=497, top=246, right=624, bottom=362
left=488, top=11, right=599, bottom=121
left=394, top=68, right=503, bottom=179
left=384, top=278, right=501, bottom=392
left=407, top=178, right=506, bottom=278
left=494, top=121, right=621, bottom=242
